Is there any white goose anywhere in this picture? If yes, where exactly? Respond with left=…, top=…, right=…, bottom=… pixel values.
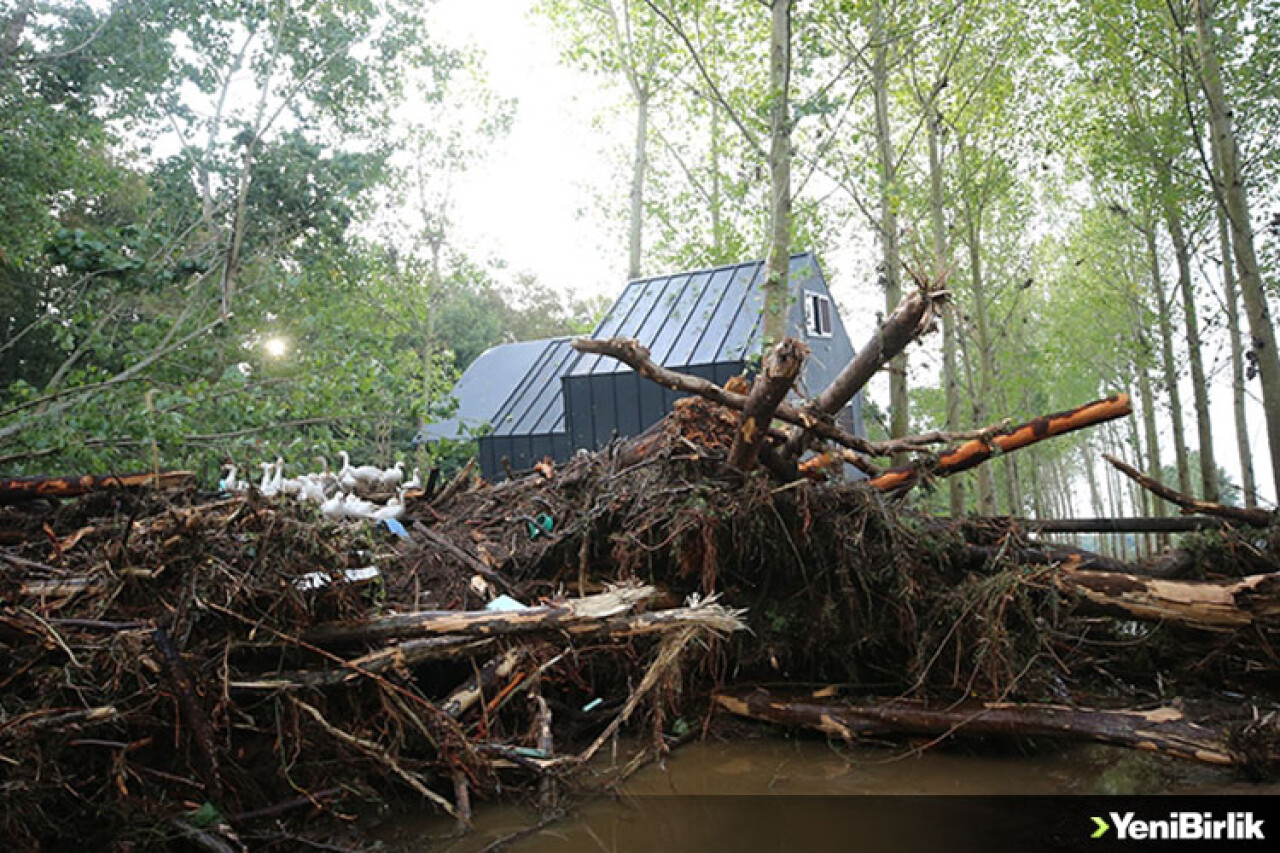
left=320, top=491, right=347, bottom=520
left=339, top=451, right=381, bottom=489
left=378, top=461, right=404, bottom=492
left=342, top=492, right=377, bottom=519
left=372, top=496, right=404, bottom=522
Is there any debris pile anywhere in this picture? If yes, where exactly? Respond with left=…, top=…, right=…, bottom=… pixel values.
left=3, top=285, right=1279, bottom=849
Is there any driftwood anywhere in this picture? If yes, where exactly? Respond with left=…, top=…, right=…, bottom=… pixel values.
left=782, top=288, right=941, bottom=459
left=229, top=636, right=497, bottom=691
left=1013, top=516, right=1230, bottom=534
left=234, top=597, right=747, bottom=691
left=304, top=585, right=657, bottom=646
left=727, top=338, right=807, bottom=471
left=441, top=646, right=528, bottom=718
left=0, top=470, right=194, bottom=503
left=1105, top=454, right=1273, bottom=528
left=869, top=395, right=1133, bottom=492
left=1056, top=565, right=1280, bottom=630
left=714, top=686, right=1234, bottom=766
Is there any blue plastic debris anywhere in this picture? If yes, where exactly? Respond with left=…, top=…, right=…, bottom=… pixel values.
left=582, top=697, right=603, bottom=713
left=484, top=594, right=528, bottom=612
left=382, top=518, right=410, bottom=540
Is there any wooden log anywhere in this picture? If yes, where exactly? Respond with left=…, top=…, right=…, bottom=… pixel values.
left=728, top=338, right=807, bottom=471
left=229, top=637, right=497, bottom=691
left=1011, top=516, right=1231, bottom=534
left=869, top=395, right=1132, bottom=492
left=0, top=470, right=194, bottom=503
left=782, top=288, right=940, bottom=459
left=1055, top=564, right=1280, bottom=630
left=304, top=585, right=658, bottom=646
left=714, top=687, right=1235, bottom=766
left=233, top=599, right=746, bottom=692
left=1105, top=454, right=1273, bottom=528
left=440, top=646, right=527, bottom=718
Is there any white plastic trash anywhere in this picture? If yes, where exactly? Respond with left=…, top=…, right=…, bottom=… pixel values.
left=484, top=594, right=528, bottom=612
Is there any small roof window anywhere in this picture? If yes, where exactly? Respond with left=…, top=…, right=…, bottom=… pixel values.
left=804, top=291, right=832, bottom=338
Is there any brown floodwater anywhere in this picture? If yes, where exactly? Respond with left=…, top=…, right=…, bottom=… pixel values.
left=372, top=736, right=1279, bottom=852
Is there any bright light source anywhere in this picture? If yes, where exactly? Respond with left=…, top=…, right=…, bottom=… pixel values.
left=263, top=336, right=288, bottom=358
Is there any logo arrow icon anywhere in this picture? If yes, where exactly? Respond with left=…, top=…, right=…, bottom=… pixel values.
left=1091, top=816, right=1110, bottom=839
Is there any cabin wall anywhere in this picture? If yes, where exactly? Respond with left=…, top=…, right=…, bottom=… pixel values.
left=479, top=432, right=572, bottom=481
left=564, top=361, right=744, bottom=452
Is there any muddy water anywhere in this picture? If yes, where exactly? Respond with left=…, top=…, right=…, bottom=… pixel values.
left=374, top=737, right=1277, bottom=852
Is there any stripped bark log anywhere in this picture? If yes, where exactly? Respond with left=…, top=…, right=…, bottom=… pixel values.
left=1105, top=454, right=1273, bottom=528
left=0, top=470, right=194, bottom=503
left=728, top=338, right=807, bottom=471
left=1055, top=565, right=1280, bottom=630
left=304, top=585, right=658, bottom=646
left=714, top=687, right=1236, bottom=766
left=869, top=395, right=1132, bottom=492
left=229, top=637, right=497, bottom=691
left=235, top=598, right=747, bottom=691
left=441, top=646, right=527, bottom=719
left=782, top=288, right=942, bottom=459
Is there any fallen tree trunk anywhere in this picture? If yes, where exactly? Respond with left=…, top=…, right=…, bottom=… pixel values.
left=304, top=585, right=657, bottom=646
left=1055, top=564, right=1280, bottom=630
left=1012, top=516, right=1231, bottom=534
left=714, top=686, right=1235, bottom=766
left=233, top=597, right=747, bottom=691
left=441, top=646, right=528, bottom=719
left=782, top=288, right=941, bottom=459
left=1105, top=454, right=1273, bottom=528
left=728, top=338, right=807, bottom=471
left=869, top=395, right=1132, bottom=492
left=0, top=470, right=194, bottom=503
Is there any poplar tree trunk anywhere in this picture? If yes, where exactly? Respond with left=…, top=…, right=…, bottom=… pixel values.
left=966, top=216, right=997, bottom=513
left=872, top=0, right=908, bottom=460
left=1194, top=0, right=1280, bottom=501
left=710, top=105, right=723, bottom=256
left=1164, top=197, right=1218, bottom=501
left=628, top=91, right=650, bottom=280
left=1213, top=139, right=1257, bottom=508
left=1147, top=227, right=1192, bottom=495
left=928, top=115, right=964, bottom=517
left=762, top=0, right=792, bottom=348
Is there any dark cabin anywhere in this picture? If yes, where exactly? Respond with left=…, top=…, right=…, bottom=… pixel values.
left=421, top=253, right=865, bottom=481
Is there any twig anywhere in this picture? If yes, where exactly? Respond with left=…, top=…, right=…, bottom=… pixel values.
left=290, top=697, right=463, bottom=822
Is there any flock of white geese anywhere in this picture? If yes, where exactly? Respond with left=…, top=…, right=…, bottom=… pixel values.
left=220, top=451, right=420, bottom=522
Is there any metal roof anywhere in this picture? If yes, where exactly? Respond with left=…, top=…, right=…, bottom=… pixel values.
left=488, top=337, right=578, bottom=437
left=570, top=253, right=824, bottom=377
left=416, top=338, right=560, bottom=441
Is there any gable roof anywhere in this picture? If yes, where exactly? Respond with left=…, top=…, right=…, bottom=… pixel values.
left=569, top=252, right=825, bottom=378
left=416, top=338, right=559, bottom=442
left=488, top=337, right=577, bottom=437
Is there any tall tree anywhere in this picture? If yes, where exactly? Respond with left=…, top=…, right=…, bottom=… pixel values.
left=1189, top=0, right=1280, bottom=500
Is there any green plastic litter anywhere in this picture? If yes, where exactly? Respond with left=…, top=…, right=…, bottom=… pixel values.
left=526, top=513, right=554, bottom=539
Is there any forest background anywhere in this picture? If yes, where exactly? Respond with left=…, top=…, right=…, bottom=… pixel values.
left=2, top=0, right=1277, bottom=526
